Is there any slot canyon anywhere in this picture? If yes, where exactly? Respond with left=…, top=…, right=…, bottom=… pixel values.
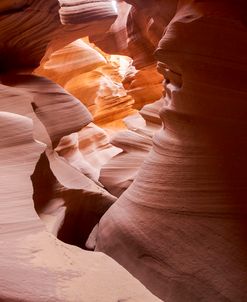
left=0, top=0, right=247, bottom=301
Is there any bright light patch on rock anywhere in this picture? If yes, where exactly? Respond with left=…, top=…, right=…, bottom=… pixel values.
left=112, top=0, right=118, bottom=13
left=108, top=55, right=132, bottom=78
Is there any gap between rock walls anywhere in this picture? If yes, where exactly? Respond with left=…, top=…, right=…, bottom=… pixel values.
left=32, top=35, right=164, bottom=250
left=1, top=1, right=247, bottom=301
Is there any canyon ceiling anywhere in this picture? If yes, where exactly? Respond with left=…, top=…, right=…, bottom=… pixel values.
left=0, top=0, right=247, bottom=301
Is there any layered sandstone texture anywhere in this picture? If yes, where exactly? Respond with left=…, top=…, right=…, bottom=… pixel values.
left=36, top=39, right=137, bottom=127
left=0, top=0, right=162, bottom=301
left=0, top=108, right=160, bottom=302
left=36, top=38, right=163, bottom=127
left=96, top=0, right=247, bottom=301
left=1, top=0, right=247, bottom=302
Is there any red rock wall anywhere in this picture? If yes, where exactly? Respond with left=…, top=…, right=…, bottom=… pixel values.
left=0, top=1, right=162, bottom=301
left=1, top=0, right=247, bottom=301
left=96, top=1, right=247, bottom=301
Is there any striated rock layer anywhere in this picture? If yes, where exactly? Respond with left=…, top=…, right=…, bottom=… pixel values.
left=96, top=1, right=247, bottom=301
left=36, top=38, right=137, bottom=127
left=100, top=100, right=163, bottom=197
left=0, top=0, right=162, bottom=301
left=2, top=0, right=247, bottom=301
left=0, top=0, right=117, bottom=71
left=36, top=36, right=163, bottom=129
left=0, top=109, right=160, bottom=302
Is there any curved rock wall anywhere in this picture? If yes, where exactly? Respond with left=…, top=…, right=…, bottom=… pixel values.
left=36, top=38, right=138, bottom=127
left=0, top=0, right=117, bottom=71
left=0, top=0, right=162, bottom=301
left=96, top=1, right=247, bottom=301
left=1, top=0, right=247, bottom=301
left=0, top=109, right=160, bottom=302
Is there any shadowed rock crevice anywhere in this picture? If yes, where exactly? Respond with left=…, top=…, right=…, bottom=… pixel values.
left=31, top=152, right=114, bottom=249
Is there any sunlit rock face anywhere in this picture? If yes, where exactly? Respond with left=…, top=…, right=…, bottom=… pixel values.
left=97, top=1, right=247, bottom=301
left=37, top=39, right=107, bottom=87
left=34, top=0, right=164, bottom=128
left=36, top=38, right=137, bottom=127
left=36, top=34, right=163, bottom=128
left=123, top=64, right=163, bottom=110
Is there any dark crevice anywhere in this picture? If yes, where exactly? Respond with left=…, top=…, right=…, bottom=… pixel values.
left=0, top=3, right=31, bottom=15
left=31, top=152, right=113, bottom=250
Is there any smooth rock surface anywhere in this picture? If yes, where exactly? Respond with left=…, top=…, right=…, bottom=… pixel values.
left=97, top=1, right=247, bottom=301
left=0, top=111, right=161, bottom=302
